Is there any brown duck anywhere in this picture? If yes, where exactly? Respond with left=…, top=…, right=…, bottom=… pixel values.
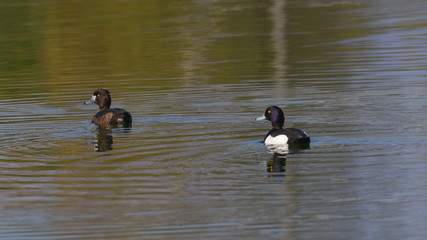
left=84, top=89, right=132, bottom=126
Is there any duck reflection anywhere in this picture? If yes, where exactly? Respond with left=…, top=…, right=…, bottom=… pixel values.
left=265, top=143, right=310, bottom=175
left=93, top=125, right=132, bottom=152
left=267, top=152, right=287, bottom=174
left=265, top=144, right=288, bottom=176
left=94, top=126, right=113, bottom=152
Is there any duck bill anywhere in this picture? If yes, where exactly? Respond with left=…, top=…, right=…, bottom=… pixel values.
left=256, top=114, right=266, bottom=121
left=84, top=95, right=96, bottom=105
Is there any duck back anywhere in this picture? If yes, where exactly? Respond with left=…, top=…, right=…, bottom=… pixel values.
left=265, top=128, right=310, bottom=144
left=92, top=108, right=132, bottom=125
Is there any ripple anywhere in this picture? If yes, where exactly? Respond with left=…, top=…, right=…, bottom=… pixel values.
left=1, top=0, right=427, bottom=239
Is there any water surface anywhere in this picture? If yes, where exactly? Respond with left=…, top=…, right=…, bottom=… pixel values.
left=1, top=0, right=427, bottom=239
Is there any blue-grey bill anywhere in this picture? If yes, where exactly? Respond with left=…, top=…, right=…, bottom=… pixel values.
left=84, top=99, right=95, bottom=105
left=84, top=95, right=96, bottom=105
left=256, top=114, right=266, bottom=121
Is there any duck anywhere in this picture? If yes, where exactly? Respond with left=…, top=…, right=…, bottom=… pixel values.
left=84, top=89, right=132, bottom=126
left=256, top=106, right=310, bottom=145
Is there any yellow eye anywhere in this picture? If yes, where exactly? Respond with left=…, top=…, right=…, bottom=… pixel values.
left=97, top=94, right=100, bottom=97
left=267, top=110, right=271, bottom=114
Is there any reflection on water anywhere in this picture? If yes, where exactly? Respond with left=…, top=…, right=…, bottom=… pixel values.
left=266, top=143, right=289, bottom=155
left=93, top=126, right=113, bottom=152
left=92, top=125, right=132, bottom=152
left=267, top=153, right=287, bottom=175
left=1, top=0, right=427, bottom=239
left=265, top=143, right=311, bottom=175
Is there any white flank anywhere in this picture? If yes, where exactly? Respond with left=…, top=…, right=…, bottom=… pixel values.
left=265, top=134, right=288, bottom=145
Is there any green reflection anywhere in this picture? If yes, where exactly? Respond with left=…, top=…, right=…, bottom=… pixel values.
left=0, top=0, right=279, bottom=98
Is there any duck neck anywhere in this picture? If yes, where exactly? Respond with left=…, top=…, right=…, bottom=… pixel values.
left=272, top=125, right=283, bottom=130
left=98, top=97, right=111, bottom=112
left=271, top=119, right=284, bottom=129
left=271, top=115, right=284, bottom=129
left=98, top=105, right=110, bottom=111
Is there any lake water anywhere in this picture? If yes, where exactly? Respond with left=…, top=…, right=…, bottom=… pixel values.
left=1, top=0, right=427, bottom=239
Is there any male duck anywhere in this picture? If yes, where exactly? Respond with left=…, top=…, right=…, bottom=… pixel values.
left=256, top=106, right=310, bottom=145
left=84, top=89, right=132, bottom=126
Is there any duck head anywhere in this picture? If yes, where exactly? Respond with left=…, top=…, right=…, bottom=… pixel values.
left=256, top=106, right=285, bottom=129
left=84, top=89, right=111, bottom=111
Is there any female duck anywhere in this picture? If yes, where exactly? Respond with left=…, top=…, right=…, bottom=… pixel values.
left=256, top=106, right=310, bottom=145
left=84, top=89, right=132, bottom=126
